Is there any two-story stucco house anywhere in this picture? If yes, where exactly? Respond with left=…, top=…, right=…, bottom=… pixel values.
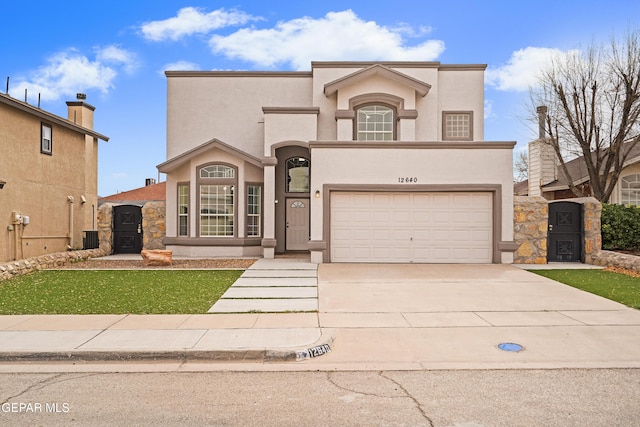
left=0, top=92, right=108, bottom=262
left=159, top=61, right=516, bottom=264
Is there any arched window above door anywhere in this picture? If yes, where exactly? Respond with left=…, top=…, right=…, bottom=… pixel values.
left=286, top=157, right=310, bottom=193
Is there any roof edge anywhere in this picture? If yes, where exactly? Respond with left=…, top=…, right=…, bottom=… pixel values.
left=158, top=138, right=263, bottom=172
left=0, top=92, right=109, bottom=141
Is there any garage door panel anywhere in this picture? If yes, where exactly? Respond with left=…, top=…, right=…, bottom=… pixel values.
left=331, top=192, right=493, bottom=263
left=393, top=210, right=411, bottom=222
left=373, top=210, right=392, bottom=222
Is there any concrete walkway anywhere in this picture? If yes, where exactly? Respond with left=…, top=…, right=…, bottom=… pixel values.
left=0, top=261, right=639, bottom=370
left=208, top=258, right=318, bottom=313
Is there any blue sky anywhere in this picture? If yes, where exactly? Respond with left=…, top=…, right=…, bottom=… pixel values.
left=2, top=1, right=638, bottom=196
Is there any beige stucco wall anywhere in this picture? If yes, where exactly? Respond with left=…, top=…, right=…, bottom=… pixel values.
left=309, top=143, right=515, bottom=263
left=0, top=103, right=99, bottom=262
left=166, top=64, right=486, bottom=159
left=166, top=74, right=313, bottom=160
left=436, top=68, right=485, bottom=140
left=263, top=113, right=318, bottom=154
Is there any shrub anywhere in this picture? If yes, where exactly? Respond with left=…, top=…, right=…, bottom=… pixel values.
left=601, top=203, right=640, bottom=251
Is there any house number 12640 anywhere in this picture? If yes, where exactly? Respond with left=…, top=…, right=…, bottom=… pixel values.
left=398, top=177, right=418, bottom=183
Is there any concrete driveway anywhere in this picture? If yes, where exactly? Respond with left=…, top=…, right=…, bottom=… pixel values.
left=311, top=264, right=640, bottom=370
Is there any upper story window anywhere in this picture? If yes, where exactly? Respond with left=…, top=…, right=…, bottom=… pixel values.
left=356, top=105, right=394, bottom=141
left=286, top=157, right=309, bottom=193
left=443, top=111, right=473, bottom=141
left=621, top=174, right=640, bottom=206
left=41, top=123, right=52, bottom=155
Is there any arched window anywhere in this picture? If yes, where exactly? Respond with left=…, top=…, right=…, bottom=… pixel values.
left=621, top=174, right=640, bottom=206
left=200, top=164, right=235, bottom=178
left=356, top=104, right=394, bottom=141
left=286, top=157, right=310, bottom=193
left=198, top=164, right=236, bottom=236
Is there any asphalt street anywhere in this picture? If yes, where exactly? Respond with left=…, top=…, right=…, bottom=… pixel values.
left=1, top=369, right=639, bottom=426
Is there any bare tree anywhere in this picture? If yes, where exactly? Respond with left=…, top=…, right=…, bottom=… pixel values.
left=514, top=150, right=528, bottom=182
left=529, top=29, right=640, bottom=202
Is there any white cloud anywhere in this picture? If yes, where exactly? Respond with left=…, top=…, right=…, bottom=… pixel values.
left=95, top=45, right=139, bottom=74
left=160, top=61, right=200, bottom=76
left=486, top=47, right=571, bottom=92
left=9, top=49, right=125, bottom=103
left=140, top=7, right=260, bottom=42
left=209, top=10, right=445, bottom=70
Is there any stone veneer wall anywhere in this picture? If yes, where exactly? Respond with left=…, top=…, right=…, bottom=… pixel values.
left=0, top=249, right=106, bottom=281
left=514, top=196, right=548, bottom=264
left=142, top=202, right=166, bottom=250
left=97, top=201, right=166, bottom=254
left=513, top=196, right=602, bottom=264
left=97, top=203, right=114, bottom=255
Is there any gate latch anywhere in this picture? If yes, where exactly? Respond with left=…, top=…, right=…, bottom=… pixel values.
left=137, top=224, right=142, bottom=234
left=549, top=224, right=553, bottom=231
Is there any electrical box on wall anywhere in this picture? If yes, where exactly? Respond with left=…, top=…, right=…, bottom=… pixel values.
left=11, top=211, right=22, bottom=223
left=23, top=216, right=30, bottom=225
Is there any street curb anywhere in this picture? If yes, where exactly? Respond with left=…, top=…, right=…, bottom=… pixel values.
left=0, top=329, right=335, bottom=364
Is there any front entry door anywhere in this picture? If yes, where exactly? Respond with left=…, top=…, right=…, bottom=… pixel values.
left=286, top=198, right=309, bottom=250
left=548, top=201, right=582, bottom=262
left=113, top=205, right=143, bottom=254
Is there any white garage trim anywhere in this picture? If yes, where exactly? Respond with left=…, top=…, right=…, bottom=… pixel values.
left=323, top=184, right=503, bottom=263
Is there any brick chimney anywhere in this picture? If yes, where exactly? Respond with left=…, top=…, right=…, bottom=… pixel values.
left=528, top=106, right=557, bottom=197
left=66, top=93, right=95, bottom=130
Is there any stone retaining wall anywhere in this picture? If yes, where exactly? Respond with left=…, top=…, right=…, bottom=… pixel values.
left=591, top=250, right=640, bottom=273
left=0, top=249, right=106, bottom=282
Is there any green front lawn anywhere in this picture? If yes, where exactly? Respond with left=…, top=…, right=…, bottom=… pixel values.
left=0, top=270, right=242, bottom=314
left=530, top=269, right=640, bottom=309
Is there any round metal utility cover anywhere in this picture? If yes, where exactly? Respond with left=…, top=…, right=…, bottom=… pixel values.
left=498, top=342, right=524, bottom=352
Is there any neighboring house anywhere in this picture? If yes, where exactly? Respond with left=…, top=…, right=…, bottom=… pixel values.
left=98, top=180, right=167, bottom=254
left=99, top=180, right=166, bottom=205
left=526, top=137, right=640, bottom=204
left=0, top=92, right=108, bottom=262
left=159, top=61, right=516, bottom=264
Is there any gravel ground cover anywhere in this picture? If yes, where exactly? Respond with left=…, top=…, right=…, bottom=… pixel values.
left=57, top=258, right=256, bottom=270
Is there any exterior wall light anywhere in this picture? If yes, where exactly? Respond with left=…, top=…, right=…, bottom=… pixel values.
left=315, top=190, right=320, bottom=198
left=0, top=179, right=5, bottom=189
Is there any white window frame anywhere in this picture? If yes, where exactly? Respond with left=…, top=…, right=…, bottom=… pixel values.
left=621, top=174, right=640, bottom=206
left=356, top=104, right=394, bottom=141
left=177, top=183, right=189, bottom=237
left=197, top=164, right=236, bottom=237
left=247, top=184, right=262, bottom=237
left=41, top=123, right=52, bottom=155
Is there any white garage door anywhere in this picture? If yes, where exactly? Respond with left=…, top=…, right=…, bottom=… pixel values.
left=331, top=192, right=493, bottom=263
